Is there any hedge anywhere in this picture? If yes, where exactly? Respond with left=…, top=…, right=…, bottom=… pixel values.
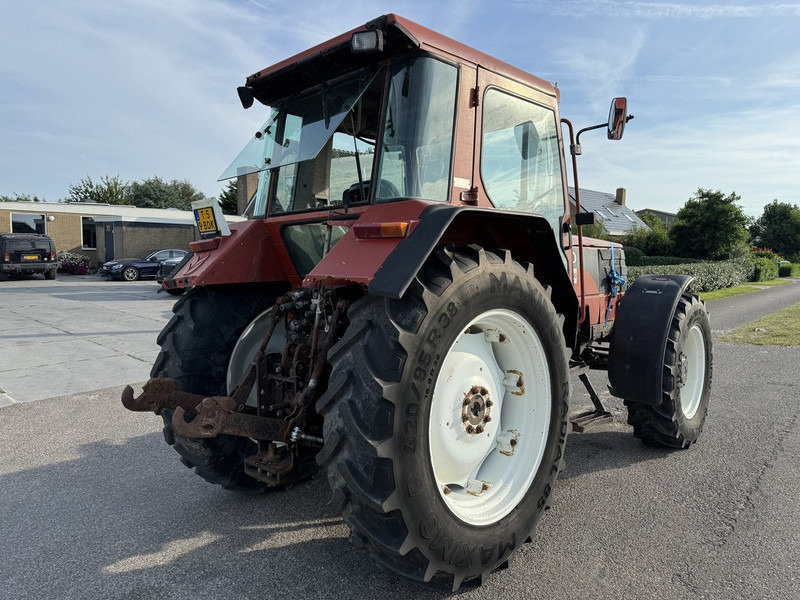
left=779, top=263, right=800, bottom=277
left=627, top=259, right=754, bottom=292
left=750, top=257, right=778, bottom=282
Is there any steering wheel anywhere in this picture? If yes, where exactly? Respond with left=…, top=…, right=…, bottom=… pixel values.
left=376, top=179, right=401, bottom=199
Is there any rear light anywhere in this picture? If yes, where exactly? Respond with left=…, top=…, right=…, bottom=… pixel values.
left=353, top=222, right=409, bottom=239
left=51, top=251, right=56, bottom=261
left=3, top=252, right=8, bottom=262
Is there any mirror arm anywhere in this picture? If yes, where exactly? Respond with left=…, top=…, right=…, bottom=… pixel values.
left=575, top=122, right=607, bottom=148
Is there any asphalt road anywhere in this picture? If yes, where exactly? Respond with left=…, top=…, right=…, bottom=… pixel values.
left=1, top=277, right=799, bottom=599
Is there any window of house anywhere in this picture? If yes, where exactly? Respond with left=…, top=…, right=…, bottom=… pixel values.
left=11, top=213, right=45, bottom=234
left=82, top=217, right=97, bottom=249
left=480, top=89, right=565, bottom=240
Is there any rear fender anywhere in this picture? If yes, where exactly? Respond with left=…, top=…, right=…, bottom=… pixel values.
left=368, top=204, right=579, bottom=347
left=608, top=274, right=694, bottom=405
left=169, top=220, right=296, bottom=288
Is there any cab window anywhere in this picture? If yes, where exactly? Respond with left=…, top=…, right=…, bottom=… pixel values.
left=480, top=89, right=565, bottom=238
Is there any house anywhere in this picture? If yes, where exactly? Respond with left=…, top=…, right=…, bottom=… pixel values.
left=636, top=208, right=676, bottom=229
left=568, top=187, right=648, bottom=236
left=0, top=202, right=243, bottom=266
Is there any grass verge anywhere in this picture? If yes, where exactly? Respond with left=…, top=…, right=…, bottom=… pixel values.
left=699, top=279, right=791, bottom=301
left=720, top=302, right=800, bottom=346
left=699, top=286, right=759, bottom=301
left=744, top=280, right=791, bottom=287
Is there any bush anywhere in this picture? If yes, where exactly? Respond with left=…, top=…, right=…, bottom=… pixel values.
left=750, top=257, right=778, bottom=282
left=778, top=262, right=800, bottom=277
left=750, top=246, right=782, bottom=261
left=628, top=258, right=754, bottom=293
left=623, top=222, right=671, bottom=257
left=623, top=247, right=645, bottom=266
left=57, top=251, right=92, bottom=275
left=635, top=255, right=703, bottom=266
left=623, top=247, right=703, bottom=268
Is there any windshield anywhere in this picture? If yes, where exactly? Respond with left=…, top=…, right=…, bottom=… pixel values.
left=219, top=65, right=382, bottom=181
left=241, top=56, right=458, bottom=218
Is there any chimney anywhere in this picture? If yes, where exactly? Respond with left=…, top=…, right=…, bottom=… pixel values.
left=615, top=187, right=626, bottom=206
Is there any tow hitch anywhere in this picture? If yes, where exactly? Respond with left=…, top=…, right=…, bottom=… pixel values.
left=122, top=379, right=291, bottom=441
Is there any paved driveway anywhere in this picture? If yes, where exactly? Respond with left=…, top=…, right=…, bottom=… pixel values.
left=1, top=276, right=799, bottom=600
left=0, top=275, right=176, bottom=406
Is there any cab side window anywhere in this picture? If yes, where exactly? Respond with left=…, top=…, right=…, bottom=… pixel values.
left=480, top=89, right=565, bottom=238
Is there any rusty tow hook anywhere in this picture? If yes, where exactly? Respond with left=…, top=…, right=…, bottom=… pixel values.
left=121, top=378, right=206, bottom=414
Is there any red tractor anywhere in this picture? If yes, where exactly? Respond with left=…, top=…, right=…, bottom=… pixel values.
left=123, top=14, right=712, bottom=590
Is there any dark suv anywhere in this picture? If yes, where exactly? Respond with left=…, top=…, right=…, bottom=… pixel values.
left=0, top=233, right=58, bottom=280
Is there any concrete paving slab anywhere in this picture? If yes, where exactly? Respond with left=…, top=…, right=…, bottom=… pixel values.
left=0, top=275, right=175, bottom=404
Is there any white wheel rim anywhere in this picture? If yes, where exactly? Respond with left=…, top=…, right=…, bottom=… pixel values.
left=227, top=309, right=286, bottom=406
left=679, top=323, right=706, bottom=419
left=428, top=309, right=552, bottom=526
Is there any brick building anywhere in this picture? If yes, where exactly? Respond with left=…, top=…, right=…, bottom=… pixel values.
left=0, top=202, right=242, bottom=266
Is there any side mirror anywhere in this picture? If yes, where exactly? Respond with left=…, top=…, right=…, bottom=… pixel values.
left=607, top=97, right=628, bottom=140
left=576, top=212, right=595, bottom=226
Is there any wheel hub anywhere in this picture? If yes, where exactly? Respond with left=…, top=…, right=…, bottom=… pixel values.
left=462, top=386, right=492, bottom=434
left=677, top=352, right=689, bottom=388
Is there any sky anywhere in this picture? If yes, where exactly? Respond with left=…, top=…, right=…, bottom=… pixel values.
left=2, top=0, right=800, bottom=218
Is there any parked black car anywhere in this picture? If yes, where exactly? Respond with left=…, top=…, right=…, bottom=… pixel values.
left=156, top=250, right=193, bottom=295
left=99, top=249, right=188, bottom=281
left=0, top=233, right=58, bottom=280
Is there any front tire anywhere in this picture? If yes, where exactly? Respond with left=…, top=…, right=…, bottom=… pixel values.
left=152, top=283, right=286, bottom=491
left=122, top=266, right=139, bottom=281
left=316, top=247, right=570, bottom=590
left=625, top=294, right=712, bottom=448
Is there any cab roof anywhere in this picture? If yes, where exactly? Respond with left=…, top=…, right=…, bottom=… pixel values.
left=245, top=14, right=558, bottom=106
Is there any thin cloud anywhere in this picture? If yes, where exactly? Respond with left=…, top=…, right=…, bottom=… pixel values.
left=512, top=1, right=800, bottom=19
left=551, top=27, right=647, bottom=112
left=580, top=104, right=800, bottom=215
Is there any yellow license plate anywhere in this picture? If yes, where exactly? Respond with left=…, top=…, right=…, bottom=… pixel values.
left=194, top=207, right=218, bottom=234
left=23, top=255, right=38, bottom=260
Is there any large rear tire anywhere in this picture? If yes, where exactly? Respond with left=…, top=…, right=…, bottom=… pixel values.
left=625, top=294, right=712, bottom=448
left=316, top=246, right=570, bottom=590
left=152, top=283, right=287, bottom=492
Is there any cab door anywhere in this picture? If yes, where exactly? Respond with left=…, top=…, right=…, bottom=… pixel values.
left=472, top=67, right=570, bottom=256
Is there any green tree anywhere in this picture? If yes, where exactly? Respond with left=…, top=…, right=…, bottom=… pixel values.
left=67, top=175, right=126, bottom=204
left=623, top=212, right=671, bottom=256
left=669, top=188, right=749, bottom=260
left=571, top=216, right=610, bottom=239
left=1, top=193, right=46, bottom=202
left=753, top=200, right=800, bottom=262
left=124, top=176, right=205, bottom=210
left=218, top=180, right=239, bottom=215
